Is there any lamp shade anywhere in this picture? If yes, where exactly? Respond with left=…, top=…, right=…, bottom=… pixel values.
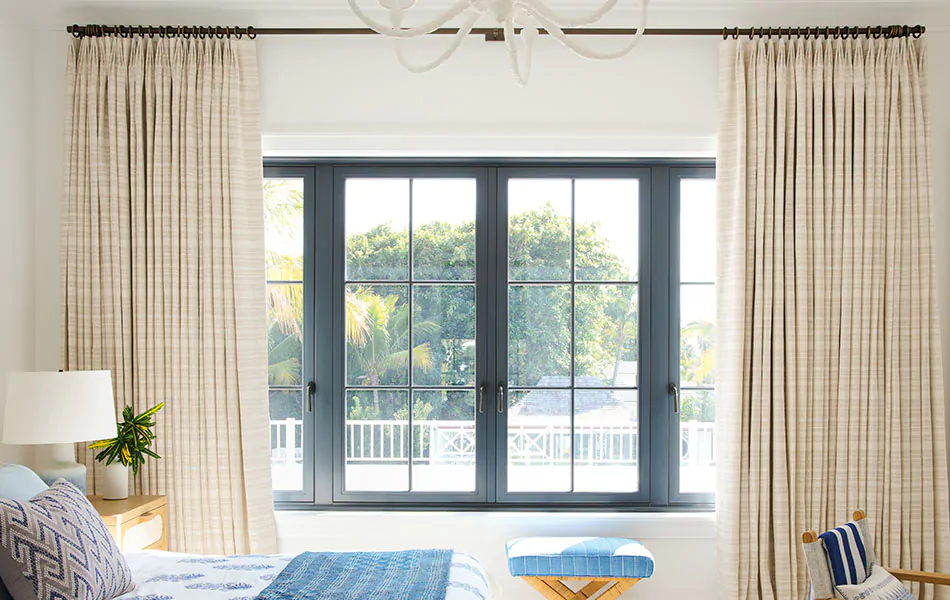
left=3, top=371, right=117, bottom=445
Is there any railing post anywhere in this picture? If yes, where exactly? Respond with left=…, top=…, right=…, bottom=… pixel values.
left=283, top=418, right=296, bottom=464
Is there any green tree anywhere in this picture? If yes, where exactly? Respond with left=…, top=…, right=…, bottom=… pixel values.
left=345, top=288, right=437, bottom=412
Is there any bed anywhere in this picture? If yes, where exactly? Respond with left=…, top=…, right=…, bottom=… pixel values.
left=115, top=550, right=493, bottom=600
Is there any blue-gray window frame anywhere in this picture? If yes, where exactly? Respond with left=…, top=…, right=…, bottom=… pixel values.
left=266, top=159, right=715, bottom=511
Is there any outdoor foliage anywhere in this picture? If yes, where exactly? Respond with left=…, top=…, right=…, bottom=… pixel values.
left=265, top=190, right=716, bottom=424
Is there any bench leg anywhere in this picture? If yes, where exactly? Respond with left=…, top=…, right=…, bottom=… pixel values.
left=523, top=576, right=571, bottom=600
left=597, top=579, right=639, bottom=600
left=521, top=577, right=641, bottom=600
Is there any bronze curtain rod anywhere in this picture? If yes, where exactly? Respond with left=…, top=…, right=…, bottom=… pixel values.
left=67, top=24, right=925, bottom=42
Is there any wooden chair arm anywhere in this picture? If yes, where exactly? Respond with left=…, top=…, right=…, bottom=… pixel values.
left=886, top=568, right=950, bottom=586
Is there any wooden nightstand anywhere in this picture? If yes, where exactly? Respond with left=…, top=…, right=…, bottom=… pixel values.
left=88, top=495, right=168, bottom=552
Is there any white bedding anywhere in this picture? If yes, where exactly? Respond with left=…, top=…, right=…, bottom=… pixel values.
left=117, top=550, right=491, bottom=600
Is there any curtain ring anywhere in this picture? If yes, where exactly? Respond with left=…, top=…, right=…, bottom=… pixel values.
left=748, top=27, right=755, bottom=40
left=216, top=26, right=225, bottom=39
left=733, top=27, right=739, bottom=40
left=235, top=27, right=244, bottom=39
left=722, top=27, right=727, bottom=40
left=247, top=26, right=257, bottom=39
left=71, top=25, right=82, bottom=38
left=913, top=26, right=923, bottom=39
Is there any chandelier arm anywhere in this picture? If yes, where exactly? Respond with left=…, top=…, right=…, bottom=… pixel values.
left=347, top=0, right=470, bottom=38
left=503, top=15, right=531, bottom=86
left=393, top=13, right=478, bottom=73
left=520, top=0, right=623, bottom=28
left=532, top=0, right=648, bottom=59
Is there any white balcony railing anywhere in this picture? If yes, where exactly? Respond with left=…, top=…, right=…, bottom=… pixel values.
left=270, top=419, right=715, bottom=468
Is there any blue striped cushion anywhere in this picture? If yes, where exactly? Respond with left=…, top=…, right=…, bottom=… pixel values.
left=506, top=537, right=654, bottom=579
left=819, top=522, right=872, bottom=586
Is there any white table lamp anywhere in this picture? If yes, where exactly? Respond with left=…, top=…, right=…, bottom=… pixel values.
left=3, top=371, right=118, bottom=493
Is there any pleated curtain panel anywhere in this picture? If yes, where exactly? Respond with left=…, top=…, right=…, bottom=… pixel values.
left=717, top=37, right=950, bottom=599
left=62, top=36, right=277, bottom=554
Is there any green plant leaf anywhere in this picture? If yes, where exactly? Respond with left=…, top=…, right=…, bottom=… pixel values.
left=90, top=403, right=164, bottom=470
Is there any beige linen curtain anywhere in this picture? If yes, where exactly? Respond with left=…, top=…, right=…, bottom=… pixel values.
left=718, top=36, right=950, bottom=599
left=62, top=36, right=277, bottom=554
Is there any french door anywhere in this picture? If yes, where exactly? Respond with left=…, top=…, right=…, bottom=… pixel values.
left=266, top=160, right=715, bottom=509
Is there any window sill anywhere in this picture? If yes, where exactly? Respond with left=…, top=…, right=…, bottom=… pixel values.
left=275, top=509, right=717, bottom=540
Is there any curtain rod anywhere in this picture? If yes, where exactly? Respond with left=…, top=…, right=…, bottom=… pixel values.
left=67, top=24, right=925, bottom=41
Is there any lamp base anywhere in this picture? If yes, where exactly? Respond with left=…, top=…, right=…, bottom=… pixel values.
left=36, top=443, right=87, bottom=494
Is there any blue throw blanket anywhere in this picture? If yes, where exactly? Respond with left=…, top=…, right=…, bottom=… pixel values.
left=255, top=549, right=454, bottom=600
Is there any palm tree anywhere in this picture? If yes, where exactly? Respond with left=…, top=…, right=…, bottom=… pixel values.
left=347, top=288, right=438, bottom=412
left=608, top=289, right=639, bottom=387
left=681, top=320, right=716, bottom=385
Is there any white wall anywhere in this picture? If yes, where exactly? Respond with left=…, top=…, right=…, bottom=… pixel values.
left=0, top=5, right=34, bottom=464
left=277, top=511, right=716, bottom=599
left=25, top=2, right=950, bottom=599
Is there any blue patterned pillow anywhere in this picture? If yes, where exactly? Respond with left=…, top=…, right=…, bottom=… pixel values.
left=0, top=479, right=135, bottom=600
left=819, top=521, right=872, bottom=586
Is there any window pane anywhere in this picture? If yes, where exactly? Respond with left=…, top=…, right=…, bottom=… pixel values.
left=265, top=175, right=306, bottom=496
left=269, top=389, right=303, bottom=491
left=264, top=178, right=304, bottom=281
left=345, top=389, right=410, bottom=492
left=267, top=283, right=303, bottom=387
left=679, top=390, right=716, bottom=494
left=413, top=179, right=476, bottom=281
left=346, top=179, right=409, bottom=281
left=411, top=390, right=476, bottom=492
left=680, top=179, right=717, bottom=283
left=575, top=179, right=639, bottom=282
left=574, top=390, right=638, bottom=493
left=509, top=179, right=572, bottom=281
left=412, top=285, right=475, bottom=387
left=508, top=285, right=571, bottom=387
left=678, top=176, right=716, bottom=496
left=574, top=285, right=638, bottom=387
left=346, top=285, right=410, bottom=387
left=680, top=285, right=716, bottom=387
left=507, top=389, right=571, bottom=492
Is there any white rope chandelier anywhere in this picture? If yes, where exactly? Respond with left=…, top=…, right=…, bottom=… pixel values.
left=347, top=0, right=651, bottom=85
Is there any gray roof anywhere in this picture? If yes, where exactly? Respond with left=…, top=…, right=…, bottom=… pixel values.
left=513, top=376, right=629, bottom=416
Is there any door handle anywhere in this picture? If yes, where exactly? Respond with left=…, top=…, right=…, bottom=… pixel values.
left=478, top=384, right=486, bottom=414
left=497, top=384, right=505, bottom=414
left=306, top=381, right=316, bottom=412
left=669, top=382, right=679, bottom=414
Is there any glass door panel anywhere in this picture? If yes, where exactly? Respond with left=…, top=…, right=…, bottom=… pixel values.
left=343, top=176, right=480, bottom=494
left=675, top=175, right=717, bottom=498
left=265, top=175, right=308, bottom=495
left=504, top=175, right=641, bottom=497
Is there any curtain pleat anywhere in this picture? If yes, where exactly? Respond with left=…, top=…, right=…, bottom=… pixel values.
left=718, top=36, right=950, bottom=600
left=62, top=36, right=276, bottom=555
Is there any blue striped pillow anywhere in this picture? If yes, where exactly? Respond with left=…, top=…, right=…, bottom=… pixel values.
left=818, top=521, right=872, bottom=586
